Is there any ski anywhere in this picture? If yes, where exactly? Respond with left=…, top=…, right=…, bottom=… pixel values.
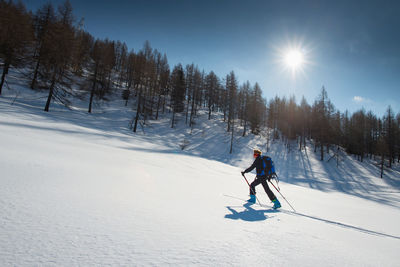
left=223, top=194, right=276, bottom=209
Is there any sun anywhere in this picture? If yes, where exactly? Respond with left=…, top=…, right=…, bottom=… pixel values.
left=285, top=49, right=304, bottom=69
left=272, top=38, right=313, bottom=79
left=276, top=43, right=311, bottom=77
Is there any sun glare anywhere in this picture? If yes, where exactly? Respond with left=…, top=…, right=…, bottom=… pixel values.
left=285, top=50, right=304, bottom=69
left=272, top=38, right=313, bottom=78
left=274, top=40, right=311, bottom=78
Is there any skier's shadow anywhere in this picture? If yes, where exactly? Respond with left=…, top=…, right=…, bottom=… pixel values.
left=225, top=202, right=276, bottom=222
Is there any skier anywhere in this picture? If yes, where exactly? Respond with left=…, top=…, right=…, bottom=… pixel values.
left=241, top=149, right=281, bottom=209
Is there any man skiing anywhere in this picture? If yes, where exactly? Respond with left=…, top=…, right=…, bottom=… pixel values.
left=241, top=149, right=281, bottom=209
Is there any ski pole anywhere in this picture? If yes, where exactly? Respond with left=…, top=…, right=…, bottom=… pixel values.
left=268, top=180, right=296, bottom=212
left=272, top=173, right=280, bottom=191
left=241, top=173, right=262, bottom=205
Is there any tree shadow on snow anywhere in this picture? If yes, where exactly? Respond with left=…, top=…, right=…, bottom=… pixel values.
left=224, top=202, right=277, bottom=222
left=268, top=142, right=400, bottom=208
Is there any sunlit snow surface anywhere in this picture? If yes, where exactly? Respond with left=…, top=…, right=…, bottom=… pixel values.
left=1, top=80, right=399, bottom=266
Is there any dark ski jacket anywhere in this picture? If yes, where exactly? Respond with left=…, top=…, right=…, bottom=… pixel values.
left=244, top=155, right=267, bottom=177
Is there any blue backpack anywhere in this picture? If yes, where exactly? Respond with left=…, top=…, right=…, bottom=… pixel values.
left=261, top=156, right=276, bottom=176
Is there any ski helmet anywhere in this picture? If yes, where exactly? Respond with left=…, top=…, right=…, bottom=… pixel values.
left=253, top=149, right=262, bottom=156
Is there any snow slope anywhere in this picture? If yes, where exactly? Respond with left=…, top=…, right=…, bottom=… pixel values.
left=1, top=82, right=400, bottom=266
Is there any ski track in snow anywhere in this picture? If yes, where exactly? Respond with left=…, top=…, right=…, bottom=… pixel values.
left=223, top=194, right=400, bottom=240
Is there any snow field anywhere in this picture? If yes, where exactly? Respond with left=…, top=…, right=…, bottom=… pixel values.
left=1, top=88, right=400, bottom=266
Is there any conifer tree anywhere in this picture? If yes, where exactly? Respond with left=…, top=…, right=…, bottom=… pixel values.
left=155, top=53, right=169, bottom=119
left=226, top=71, right=238, bottom=132
left=0, top=0, right=33, bottom=94
left=170, top=64, right=185, bottom=128
left=88, top=39, right=104, bottom=113
left=298, top=96, right=311, bottom=150
left=43, top=0, right=76, bottom=111
left=248, top=83, right=264, bottom=135
left=312, top=86, right=330, bottom=160
left=30, top=2, right=56, bottom=90
left=71, top=29, right=93, bottom=76
left=204, top=71, right=219, bottom=120
left=384, top=106, right=395, bottom=167
left=189, top=67, right=202, bottom=127
left=238, top=81, right=251, bottom=136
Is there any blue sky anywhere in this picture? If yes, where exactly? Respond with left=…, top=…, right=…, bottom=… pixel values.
left=25, top=0, right=400, bottom=116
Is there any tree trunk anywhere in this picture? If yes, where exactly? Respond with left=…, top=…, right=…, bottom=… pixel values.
left=320, top=141, right=324, bottom=161
left=189, top=92, right=196, bottom=127
left=31, top=58, right=41, bottom=89
left=185, top=95, right=190, bottom=125
left=125, top=94, right=129, bottom=106
left=380, top=153, right=384, bottom=178
left=162, top=94, right=166, bottom=114
left=106, top=71, right=112, bottom=92
left=124, top=84, right=131, bottom=107
left=149, top=88, right=155, bottom=117
left=141, top=79, right=151, bottom=124
left=171, top=110, right=175, bottom=128
left=133, top=90, right=142, bottom=133
left=0, top=61, right=10, bottom=95
left=44, top=70, right=57, bottom=112
left=88, top=65, right=98, bottom=113
left=88, top=82, right=96, bottom=113
left=155, top=94, right=161, bottom=120
left=299, top=134, right=303, bottom=150
left=230, top=120, right=234, bottom=154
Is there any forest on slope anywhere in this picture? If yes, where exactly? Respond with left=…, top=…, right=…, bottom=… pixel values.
left=1, top=0, right=399, bottom=176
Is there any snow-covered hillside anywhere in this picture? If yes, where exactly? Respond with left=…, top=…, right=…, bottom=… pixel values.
left=1, top=81, right=400, bottom=266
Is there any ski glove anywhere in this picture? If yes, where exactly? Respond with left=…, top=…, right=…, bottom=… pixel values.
left=241, top=171, right=245, bottom=176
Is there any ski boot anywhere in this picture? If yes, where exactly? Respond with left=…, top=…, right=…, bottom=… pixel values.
left=247, top=194, right=256, bottom=203
left=272, top=198, right=281, bottom=209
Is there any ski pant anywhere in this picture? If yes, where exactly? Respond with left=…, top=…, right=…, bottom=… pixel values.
left=250, top=176, right=276, bottom=201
